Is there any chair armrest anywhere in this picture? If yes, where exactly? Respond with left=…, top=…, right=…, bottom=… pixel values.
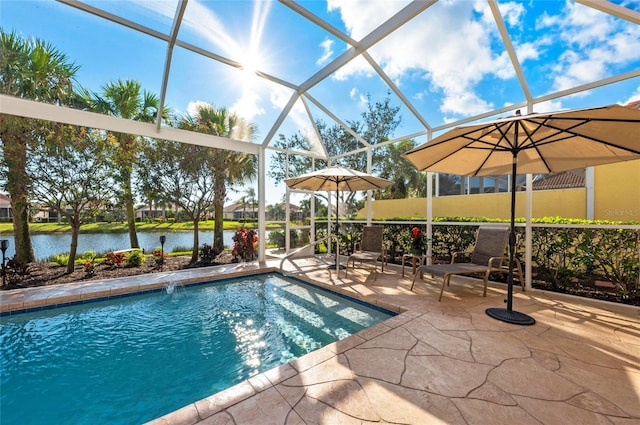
left=487, top=256, right=507, bottom=268
left=451, top=251, right=469, bottom=263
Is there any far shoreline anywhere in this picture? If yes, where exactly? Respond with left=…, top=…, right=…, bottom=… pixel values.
left=0, top=220, right=285, bottom=236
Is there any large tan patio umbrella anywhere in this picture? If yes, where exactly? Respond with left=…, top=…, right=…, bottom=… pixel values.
left=284, top=166, right=393, bottom=271
left=402, top=104, right=640, bottom=325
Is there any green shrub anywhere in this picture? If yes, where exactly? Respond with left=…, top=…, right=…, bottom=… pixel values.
left=76, top=250, right=96, bottom=263
left=49, top=253, right=70, bottom=266
left=268, top=230, right=285, bottom=248
left=125, top=250, right=145, bottom=267
left=317, top=217, right=639, bottom=303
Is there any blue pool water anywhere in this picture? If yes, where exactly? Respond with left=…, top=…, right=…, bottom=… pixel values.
left=0, top=274, right=394, bottom=424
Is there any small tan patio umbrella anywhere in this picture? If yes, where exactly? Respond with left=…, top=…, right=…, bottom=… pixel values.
left=403, top=104, right=640, bottom=325
left=284, top=166, right=393, bottom=271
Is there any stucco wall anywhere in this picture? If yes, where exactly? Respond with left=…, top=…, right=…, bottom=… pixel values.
left=594, top=161, right=640, bottom=222
left=357, top=160, right=639, bottom=221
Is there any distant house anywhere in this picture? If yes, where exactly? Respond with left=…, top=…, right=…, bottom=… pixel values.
left=223, top=202, right=305, bottom=221
left=223, top=202, right=258, bottom=221
left=135, top=206, right=167, bottom=221
left=265, top=203, right=304, bottom=221
left=0, top=193, right=12, bottom=222
left=30, top=204, right=72, bottom=223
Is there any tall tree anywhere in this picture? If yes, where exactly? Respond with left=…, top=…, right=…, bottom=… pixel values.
left=179, top=103, right=257, bottom=252
left=375, top=140, right=425, bottom=199
left=84, top=79, right=167, bottom=249
left=0, top=30, right=79, bottom=263
left=138, top=139, right=217, bottom=263
left=270, top=93, right=406, bottom=215
left=268, top=132, right=319, bottom=185
left=29, top=126, right=115, bottom=272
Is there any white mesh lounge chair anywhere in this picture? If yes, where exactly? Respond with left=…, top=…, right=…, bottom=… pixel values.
left=410, top=226, right=524, bottom=301
left=345, top=226, right=385, bottom=280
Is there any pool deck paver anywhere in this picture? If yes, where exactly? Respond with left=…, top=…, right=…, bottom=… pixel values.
left=1, top=256, right=638, bottom=425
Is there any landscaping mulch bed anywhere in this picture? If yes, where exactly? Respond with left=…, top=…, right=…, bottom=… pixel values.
left=1, top=252, right=234, bottom=290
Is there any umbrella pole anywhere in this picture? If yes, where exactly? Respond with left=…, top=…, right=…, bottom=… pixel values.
left=486, top=154, right=535, bottom=325
left=328, top=188, right=344, bottom=272
left=507, top=160, right=516, bottom=311
left=335, top=189, right=340, bottom=272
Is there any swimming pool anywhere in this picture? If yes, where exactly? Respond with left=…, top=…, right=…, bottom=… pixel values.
left=0, top=273, right=394, bottom=424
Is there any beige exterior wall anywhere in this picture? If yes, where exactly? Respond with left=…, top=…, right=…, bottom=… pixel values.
left=357, top=160, right=639, bottom=222
left=594, top=161, right=640, bottom=222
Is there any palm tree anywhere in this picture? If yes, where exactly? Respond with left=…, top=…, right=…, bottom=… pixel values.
left=179, top=104, right=257, bottom=251
left=244, top=187, right=257, bottom=221
left=267, top=202, right=286, bottom=221
left=85, top=79, right=168, bottom=249
left=0, top=30, right=79, bottom=263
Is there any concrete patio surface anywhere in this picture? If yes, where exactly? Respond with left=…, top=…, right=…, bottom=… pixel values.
left=1, top=256, right=638, bottom=425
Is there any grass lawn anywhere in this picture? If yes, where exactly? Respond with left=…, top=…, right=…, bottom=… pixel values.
left=0, top=220, right=284, bottom=234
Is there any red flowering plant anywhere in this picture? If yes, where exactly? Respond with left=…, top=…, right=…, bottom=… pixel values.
left=232, top=227, right=258, bottom=262
left=83, top=260, right=95, bottom=277
left=104, top=251, right=125, bottom=269
left=411, top=227, right=427, bottom=255
left=152, top=249, right=168, bottom=266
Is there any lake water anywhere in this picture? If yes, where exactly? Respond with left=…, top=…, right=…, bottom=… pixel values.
left=0, top=230, right=238, bottom=260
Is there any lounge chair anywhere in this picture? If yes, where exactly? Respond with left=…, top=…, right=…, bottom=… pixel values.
left=345, top=226, right=385, bottom=280
left=410, top=226, right=524, bottom=301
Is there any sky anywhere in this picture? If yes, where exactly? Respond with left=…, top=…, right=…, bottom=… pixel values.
left=2, top=0, right=640, bottom=206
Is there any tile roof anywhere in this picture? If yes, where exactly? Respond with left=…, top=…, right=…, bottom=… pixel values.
left=532, top=170, right=585, bottom=190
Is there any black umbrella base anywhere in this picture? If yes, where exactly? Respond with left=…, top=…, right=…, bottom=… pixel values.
left=327, top=264, right=347, bottom=270
left=486, top=308, right=536, bottom=326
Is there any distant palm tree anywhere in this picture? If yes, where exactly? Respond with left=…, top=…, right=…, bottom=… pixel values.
left=267, top=203, right=286, bottom=221
left=179, top=103, right=257, bottom=251
left=85, top=79, right=168, bottom=249
left=245, top=187, right=257, bottom=221
left=0, top=30, right=79, bottom=263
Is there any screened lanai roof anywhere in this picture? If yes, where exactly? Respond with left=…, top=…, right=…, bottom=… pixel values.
left=2, top=1, right=640, bottom=168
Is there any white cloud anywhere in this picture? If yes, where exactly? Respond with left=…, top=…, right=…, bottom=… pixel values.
left=230, top=91, right=265, bottom=123
left=622, top=86, right=640, bottom=105
left=326, top=0, right=532, bottom=117
left=268, top=88, right=323, bottom=154
left=540, top=1, right=640, bottom=92
left=332, top=53, right=373, bottom=81
left=607, top=26, right=640, bottom=64
left=530, top=100, right=564, bottom=114
left=317, top=39, right=334, bottom=66
left=515, top=42, right=540, bottom=62
left=496, top=1, right=526, bottom=27
left=328, top=0, right=636, bottom=119
left=269, top=87, right=291, bottom=111
left=327, top=0, right=410, bottom=40
left=186, top=100, right=212, bottom=116
left=441, top=91, right=492, bottom=117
